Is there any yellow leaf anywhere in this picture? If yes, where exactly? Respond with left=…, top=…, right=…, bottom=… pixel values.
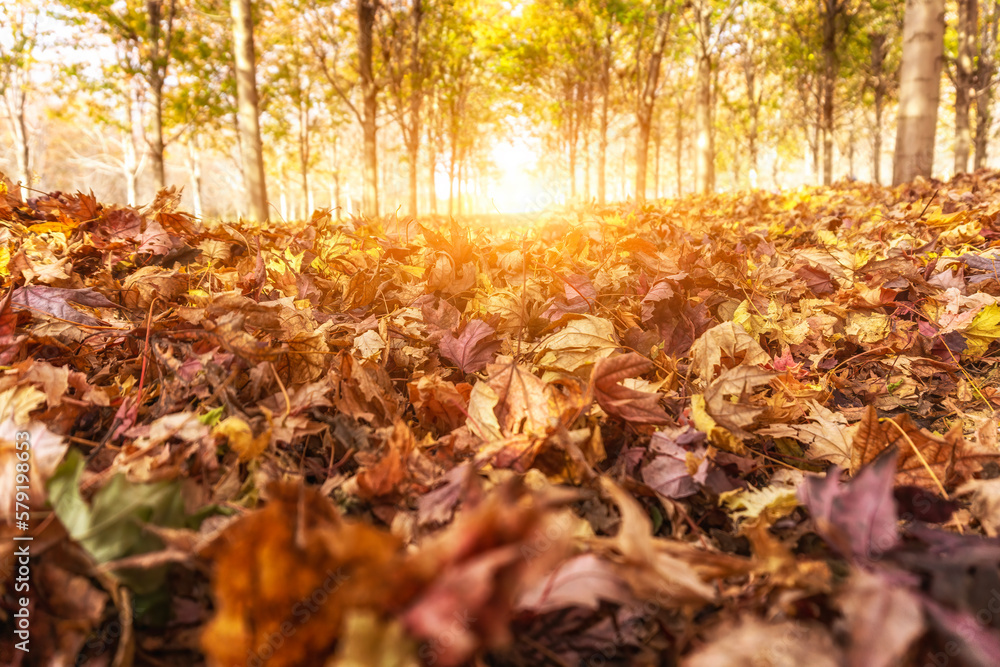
left=213, top=416, right=270, bottom=461
left=963, top=304, right=1000, bottom=357
left=28, top=221, right=78, bottom=234
left=720, top=484, right=799, bottom=523
left=845, top=311, right=890, bottom=345
left=691, top=393, right=746, bottom=455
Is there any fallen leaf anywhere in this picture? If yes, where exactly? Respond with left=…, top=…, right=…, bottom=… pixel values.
left=838, top=569, right=925, bottom=667
left=799, top=450, right=899, bottom=562
left=438, top=319, right=501, bottom=374
left=591, top=353, right=670, bottom=425
left=12, top=285, right=117, bottom=326
left=851, top=405, right=995, bottom=490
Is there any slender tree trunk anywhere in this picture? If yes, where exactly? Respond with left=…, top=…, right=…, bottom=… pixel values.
left=448, top=148, right=456, bottom=217
left=123, top=129, right=138, bottom=206
left=654, top=128, right=661, bottom=198
left=637, top=9, right=669, bottom=201
left=231, top=0, right=269, bottom=221
left=893, top=0, right=946, bottom=185
left=975, top=3, right=999, bottom=168
left=955, top=0, right=978, bottom=174
left=813, top=100, right=822, bottom=182
left=4, top=94, right=30, bottom=190
left=568, top=95, right=578, bottom=201
left=407, top=0, right=423, bottom=216
left=457, top=151, right=464, bottom=215
left=279, top=176, right=288, bottom=220
left=330, top=136, right=342, bottom=220
left=358, top=0, right=379, bottom=217
left=298, top=100, right=311, bottom=217
left=821, top=0, right=838, bottom=186
left=676, top=95, right=683, bottom=196
left=150, top=81, right=166, bottom=188
left=870, top=32, right=887, bottom=184
left=694, top=50, right=714, bottom=193
left=186, top=136, right=203, bottom=217
left=427, top=121, right=438, bottom=214
left=145, top=0, right=175, bottom=190
left=597, top=30, right=612, bottom=205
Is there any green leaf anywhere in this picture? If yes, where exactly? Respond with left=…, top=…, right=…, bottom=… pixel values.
left=47, top=450, right=186, bottom=589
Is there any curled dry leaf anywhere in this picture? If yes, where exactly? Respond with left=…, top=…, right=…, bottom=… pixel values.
left=851, top=405, right=997, bottom=491
left=438, top=319, right=501, bottom=374
left=591, top=353, right=671, bottom=425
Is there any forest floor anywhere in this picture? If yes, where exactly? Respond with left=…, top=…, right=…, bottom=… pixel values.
left=2, top=172, right=1000, bottom=666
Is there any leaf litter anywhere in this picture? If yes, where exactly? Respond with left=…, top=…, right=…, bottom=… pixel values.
left=2, top=174, right=1000, bottom=664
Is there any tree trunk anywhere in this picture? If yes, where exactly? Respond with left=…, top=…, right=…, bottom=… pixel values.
left=407, top=0, right=423, bottom=217
left=123, top=129, right=138, bottom=206
left=569, top=93, right=578, bottom=201
left=428, top=121, right=438, bottom=214
left=231, top=0, right=269, bottom=221
left=637, top=10, right=669, bottom=201
left=676, top=95, right=683, bottom=196
left=145, top=0, right=175, bottom=190
left=975, top=1, right=999, bottom=169
left=653, top=128, right=661, bottom=199
left=870, top=32, right=887, bottom=184
left=955, top=0, right=978, bottom=174
left=358, top=0, right=379, bottom=217
left=150, top=80, right=166, bottom=189
left=597, top=31, right=611, bottom=205
left=694, top=49, right=713, bottom=194
left=299, top=100, right=311, bottom=217
left=893, top=0, right=946, bottom=185
left=186, top=136, right=203, bottom=217
left=821, top=0, right=838, bottom=186
left=448, top=149, right=456, bottom=217
left=5, top=94, right=30, bottom=190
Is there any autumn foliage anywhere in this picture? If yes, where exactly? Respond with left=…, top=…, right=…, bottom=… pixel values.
left=2, top=171, right=1000, bottom=665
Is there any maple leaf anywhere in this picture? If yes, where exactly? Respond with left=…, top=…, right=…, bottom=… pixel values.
left=438, top=319, right=501, bottom=374
left=799, top=450, right=899, bottom=562
left=851, top=405, right=996, bottom=490
left=417, top=293, right=462, bottom=339
left=699, top=365, right=775, bottom=442
left=689, top=321, right=771, bottom=382
left=591, top=353, right=671, bottom=425
left=201, top=482, right=405, bottom=667
left=535, top=314, right=618, bottom=374
left=597, top=479, right=718, bottom=604
left=237, top=240, right=266, bottom=299
left=542, top=273, right=596, bottom=320
left=641, top=427, right=733, bottom=499
left=515, top=553, right=633, bottom=613
left=0, top=289, right=25, bottom=364
left=12, top=285, right=116, bottom=326
left=837, top=569, right=925, bottom=667
left=759, top=399, right=856, bottom=467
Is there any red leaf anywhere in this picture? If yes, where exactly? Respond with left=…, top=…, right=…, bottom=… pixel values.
left=799, top=450, right=899, bottom=563
left=12, top=286, right=116, bottom=326
left=591, top=353, right=670, bottom=424
left=0, top=290, right=25, bottom=364
left=438, top=320, right=500, bottom=374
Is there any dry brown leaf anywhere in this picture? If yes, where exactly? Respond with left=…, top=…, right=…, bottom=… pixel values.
left=851, top=405, right=996, bottom=490
left=201, top=482, right=405, bottom=667
left=591, top=353, right=671, bottom=425
left=689, top=321, right=771, bottom=382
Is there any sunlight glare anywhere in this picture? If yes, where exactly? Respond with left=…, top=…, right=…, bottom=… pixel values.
left=487, top=138, right=547, bottom=214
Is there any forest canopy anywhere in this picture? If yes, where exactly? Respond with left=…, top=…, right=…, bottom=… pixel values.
left=1, top=0, right=996, bottom=220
